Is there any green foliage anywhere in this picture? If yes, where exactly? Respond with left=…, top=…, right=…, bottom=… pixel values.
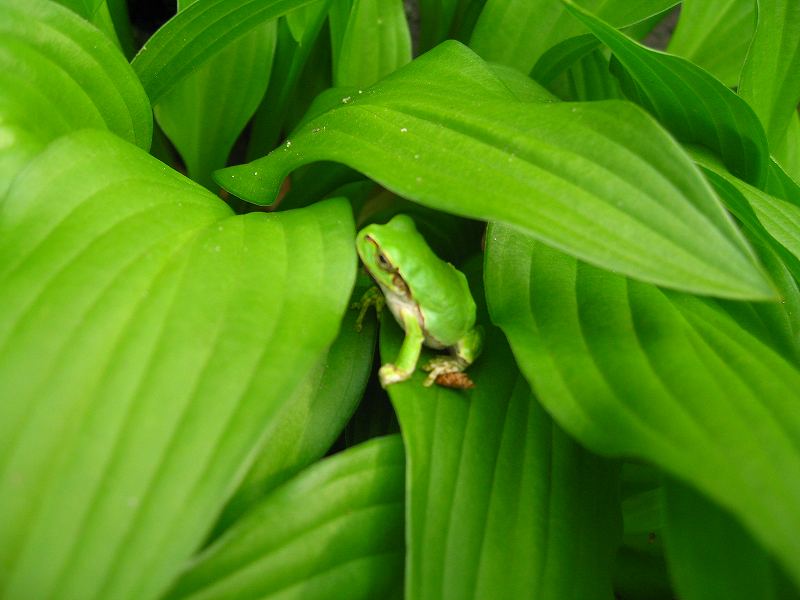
left=3, top=0, right=800, bottom=598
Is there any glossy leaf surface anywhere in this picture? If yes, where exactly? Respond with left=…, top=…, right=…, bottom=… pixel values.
left=218, top=41, right=772, bottom=300
left=166, top=436, right=405, bottom=600
left=468, top=0, right=677, bottom=75
left=666, top=0, right=755, bottom=87
left=131, top=0, right=318, bottom=103
left=334, top=0, right=411, bottom=88
left=213, top=306, right=377, bottom=534
left=381, top=308, right=620, bottom=600
left=663, top=480, right=799, bottom=600
left=52, top=0, right=122, bottom=46
left=739, top=0, right=800, bottom=148
left=247, top=5, right=330, bottom=158
left=0, top=130, right=356, bottom=600
left=565, top=0, right=769, bottom=186
left=695, top=152, right=800, bottom=267
left=0, top=0, right=151, bottom=194
left=155, top=0, right=277, bottom=188
left=484, top=224, right=800, bottom=588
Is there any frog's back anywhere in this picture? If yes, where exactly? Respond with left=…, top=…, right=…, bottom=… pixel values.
left=376, top=215, right=476, bottom=346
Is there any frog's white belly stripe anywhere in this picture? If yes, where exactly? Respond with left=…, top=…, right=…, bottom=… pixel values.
left=381, top=286, right=447, bottom=349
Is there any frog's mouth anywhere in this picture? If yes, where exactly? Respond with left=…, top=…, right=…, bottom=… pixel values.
left=362, top=236, right=412, bottom=301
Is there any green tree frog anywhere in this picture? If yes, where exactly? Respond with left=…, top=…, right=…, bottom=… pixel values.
left=355, top=214, right=483, bottom=388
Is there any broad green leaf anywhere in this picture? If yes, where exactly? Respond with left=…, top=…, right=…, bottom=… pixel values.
left=0, top=0, right=151, bottom=195
left=739, top=0, right=800, bottom=149
left=247, top=6, right=330, bottom=158
left=532, top=33, right=599, bottom=85
left=53, top=0, right=122, bottom=47
left=468, top=0, right=677, bottom=75
left=131, top=0, right=319, bottom=104
left=663, top=480, right=799, bottom=600
left=666, top=0, right=755, bottom=88
left=155, top=9, right=277, bottom=188
left=164, top=436, right=405, bottom=600
left=775, top=112, right=800, bottom=182
left=551, top=48, right=622, bottom=101
left=212, top=306, right=377, bottom=535
left=767, top=159, right=800, bottom=209
left=484, top=224, right=800, bottom=588
left=686, top=151, right=800, bottom=359
left=564, top=0, right=769, bottom=187
left=0, top=129, right=356, bottom=600
left=699, top=181, right=800, bottom=361
left=487, top=63, right=558, bottom=102
left=695, top=151, right=800, bottom=268
left=418, top=0, right=459, bottom=52
left=381, top=290, right=620, bottom=600
left=218, top=41, right=773, bottom=300
left=334, top=0, right=411, bottom=88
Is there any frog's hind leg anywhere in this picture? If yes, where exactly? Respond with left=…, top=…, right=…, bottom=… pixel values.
left=454, top=326, right=483, bottom=365
left=379, top=310, right=424, bottom=387
left=422, top=326, right=484, bottom=388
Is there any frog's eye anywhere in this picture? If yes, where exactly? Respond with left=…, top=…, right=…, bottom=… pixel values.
left=377, top=252, right=393, bottom=271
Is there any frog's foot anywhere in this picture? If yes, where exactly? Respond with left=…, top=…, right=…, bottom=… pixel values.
left=379, top=363, right=412, bottom=388
left=422, top=356, right=471, bottom=388
left=351, top=286, right=385, bottom=332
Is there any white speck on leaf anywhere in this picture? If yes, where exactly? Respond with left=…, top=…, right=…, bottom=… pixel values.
left=400, top=127, right=408, bottom=133
left=286, top=140, right=292, bottom=148
left=342, top=96, right=352, bottom=104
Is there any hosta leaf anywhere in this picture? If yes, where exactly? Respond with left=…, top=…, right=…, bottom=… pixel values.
left=131, top=0, right=319, bottom=104
left=774, top=112, right=800, bottom=182
left=0, top=130, right=356, bottom=600
left=694, top=150, right=800, bottom=267
left=739, top=0, right=800, bottom=149
left=417, top=0, right=460, bottom=52
left=52, top=0, right=122, bottom=47
left=484, top=224, right=800, bottom=588
left=334, top=0, right=411, bottom=88
left=531, top=33, right=599, bottom=85
left=666, top=0, right=756, bottom=88
left=218, top=41, right=772, bottom=300
left=212, top=306, right=377, bottom=535
left=0, top=0, right=151, bottom=195
left=767, top=159, right=800, bottom=209
left=689, top=161, right=800, bottom=360
left=564, top=0, right=769, bottom=187
left=155, top=9, right=277, bottom=188
left=165, top=436, right=405, bottom=600
left=552, top=48, right=622, bottom=101
left=381, top=307, right=620, bottom=600
left=247, top=5, right=330, bottom=158
left=663, top=480, right=799, bottom=600
left=468, top=0, right=677, bottom=75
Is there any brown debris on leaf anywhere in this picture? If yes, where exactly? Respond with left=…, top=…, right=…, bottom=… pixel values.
left=435, top=371, right=475, bottom=390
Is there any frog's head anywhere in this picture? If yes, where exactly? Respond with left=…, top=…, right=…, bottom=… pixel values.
left=356, top=214, right=421, bottom=297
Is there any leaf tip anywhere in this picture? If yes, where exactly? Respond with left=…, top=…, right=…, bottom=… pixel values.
left=213, top=162, right=281, bottom=207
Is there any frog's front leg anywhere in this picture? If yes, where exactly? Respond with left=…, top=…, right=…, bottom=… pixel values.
left=379, top=309, right=424, bottom=387
left=423, top=326, right=483, bottom=387
left=351, top=286, right=385, bottom=332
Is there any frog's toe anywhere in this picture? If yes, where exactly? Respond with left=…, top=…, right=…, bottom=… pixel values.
left=422, top=357, right=467, bottom=387
left=379, top=363, right=411, bottom=387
